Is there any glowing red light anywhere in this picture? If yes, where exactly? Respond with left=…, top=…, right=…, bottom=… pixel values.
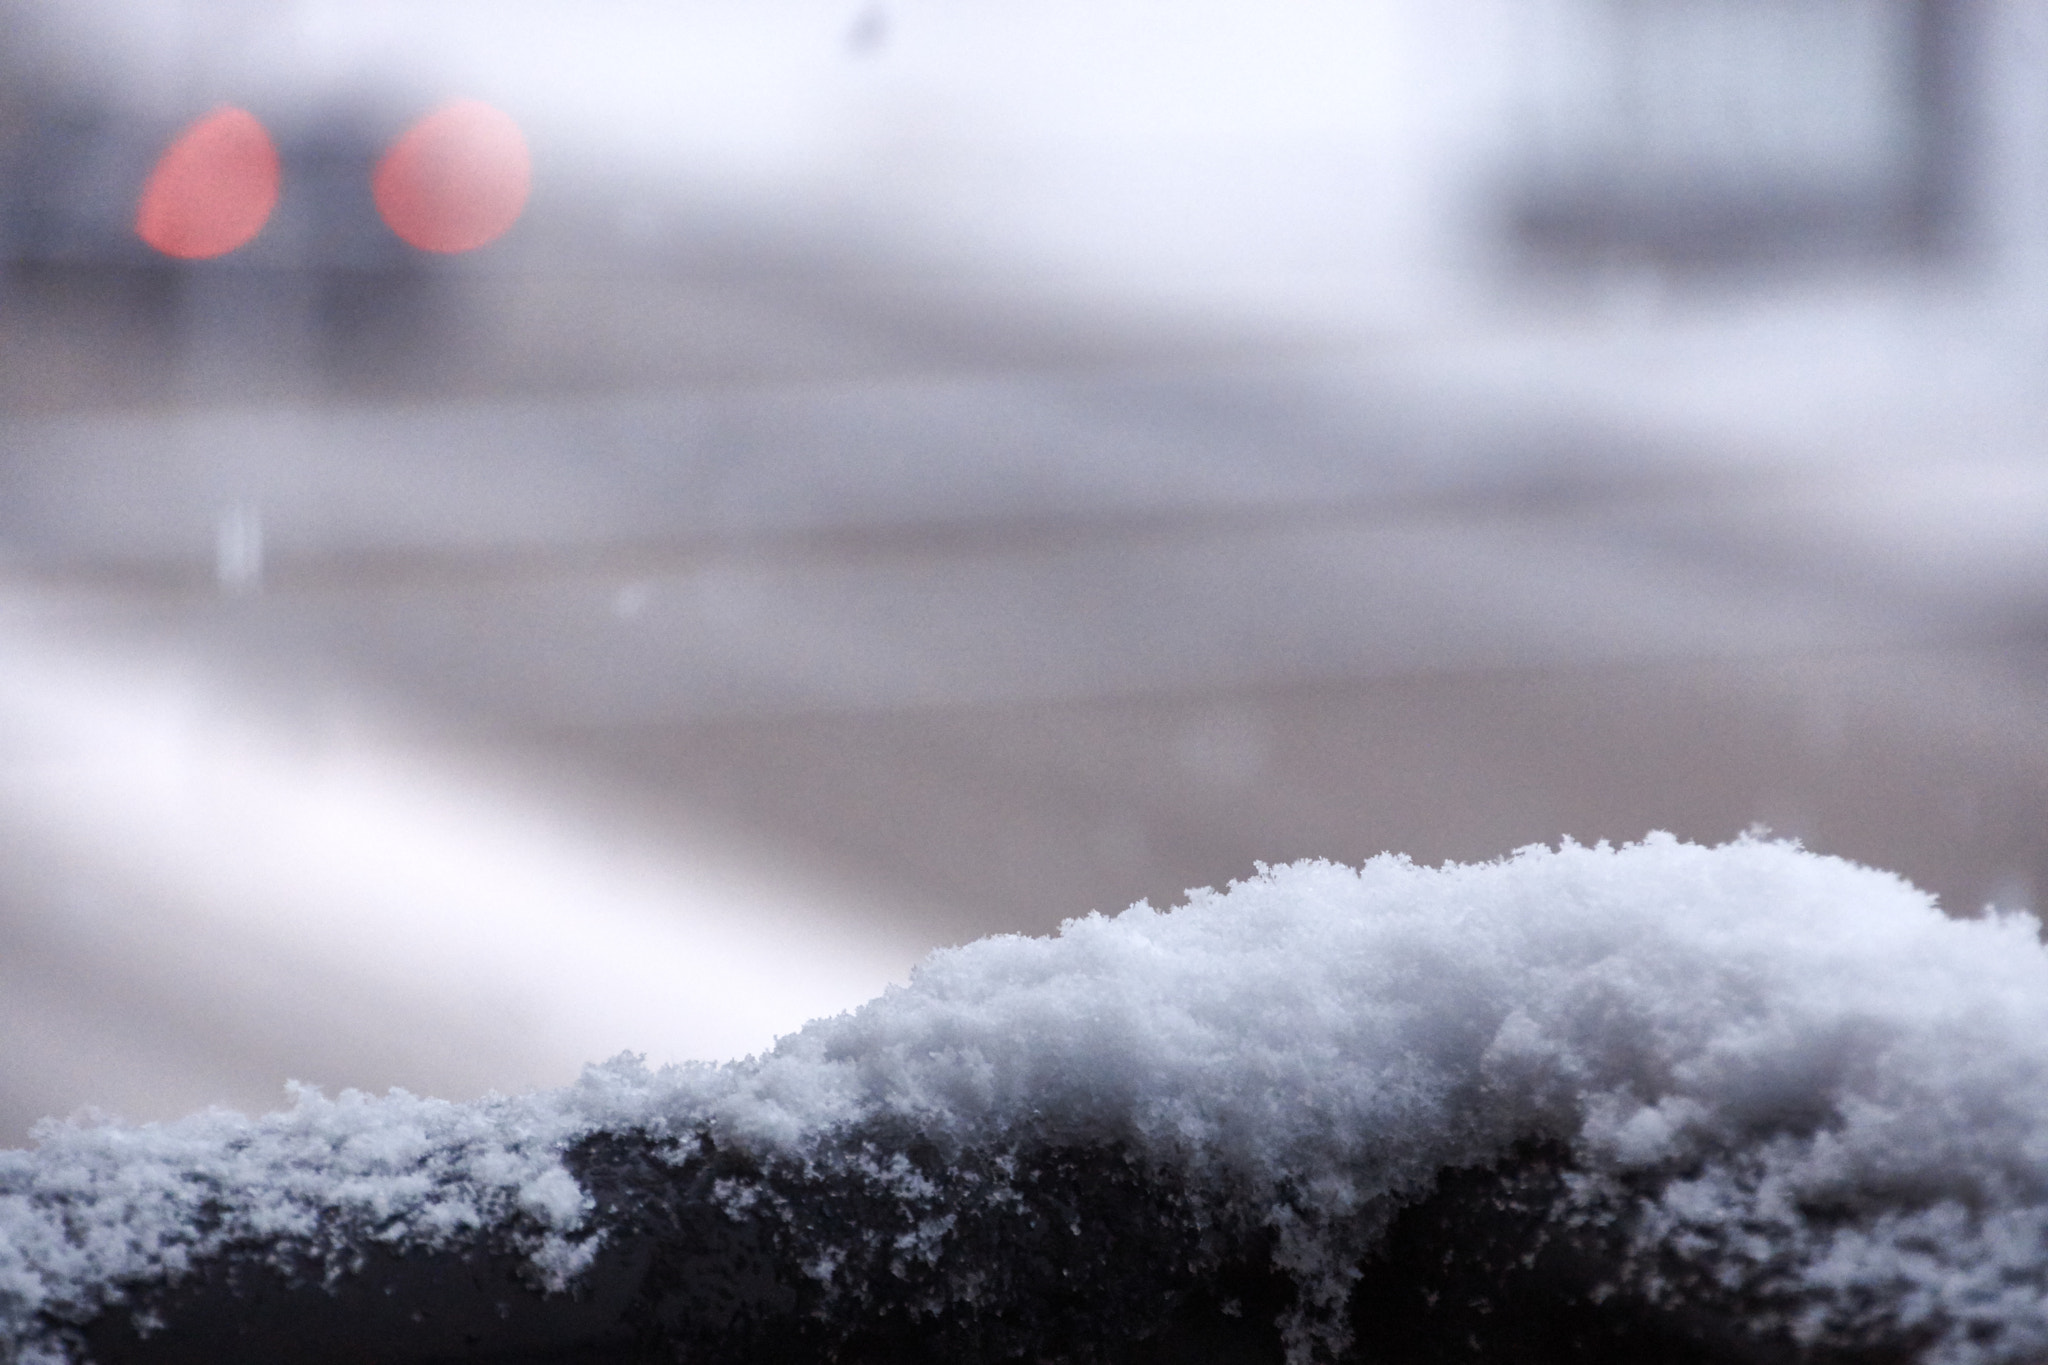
left=373, top=101, right=531, bottom=254
left=135, top=107, right=280, bottom=260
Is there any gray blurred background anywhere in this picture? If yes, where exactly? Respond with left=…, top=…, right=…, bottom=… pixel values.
left=1, top=0, right=2046, bottom=1140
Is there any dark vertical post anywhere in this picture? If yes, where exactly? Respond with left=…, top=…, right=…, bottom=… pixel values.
left=1902, top=0, right=1980, bottom=259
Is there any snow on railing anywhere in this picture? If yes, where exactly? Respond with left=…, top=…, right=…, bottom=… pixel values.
left=6, top=835, right=2048, bottom=1364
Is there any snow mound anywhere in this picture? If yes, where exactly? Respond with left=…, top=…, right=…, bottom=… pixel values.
left=6, top=835, right=2048, bottom=1363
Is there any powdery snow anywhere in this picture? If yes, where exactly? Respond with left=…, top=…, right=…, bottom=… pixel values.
left=6, top=835, right=2048, bottom=1362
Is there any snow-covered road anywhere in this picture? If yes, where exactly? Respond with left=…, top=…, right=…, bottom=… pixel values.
left=2, top=0, right=2046, bottom=1141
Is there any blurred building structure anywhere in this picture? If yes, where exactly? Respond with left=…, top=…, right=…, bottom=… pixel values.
left=1506, top=0, right=1975, bottom=267
left=0, top=0, right=2046, bottom=1139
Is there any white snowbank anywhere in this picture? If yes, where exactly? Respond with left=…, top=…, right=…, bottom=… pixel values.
left=6, top=835, right=2048, bottom=1363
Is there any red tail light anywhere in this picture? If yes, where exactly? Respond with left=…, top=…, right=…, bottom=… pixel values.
left=135, top=107, right=280, bottom=260
left=372, top=101, right=531, bottom=254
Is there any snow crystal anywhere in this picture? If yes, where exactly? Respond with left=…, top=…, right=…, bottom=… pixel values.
left=5, top=835, right=2048, bottom=1363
